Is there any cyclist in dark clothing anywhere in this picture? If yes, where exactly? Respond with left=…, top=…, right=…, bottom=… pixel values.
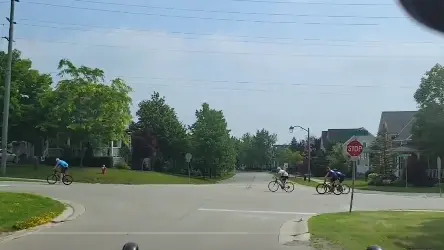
left=334, top=169, right=346, bottom=183
left=324, top=167, right=338, bottom=185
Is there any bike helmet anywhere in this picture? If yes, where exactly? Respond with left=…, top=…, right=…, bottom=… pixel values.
left=122, top=242, right=139, bottom=250
left=277, top=167, right=281, bottom=171
left=366, top=246, right=382, bottom=250
left=55, top=158, right=60, bottom=162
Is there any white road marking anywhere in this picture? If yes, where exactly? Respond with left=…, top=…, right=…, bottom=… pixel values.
left=197, top=208, right=316, bottom=215
left=0, top=184, right=11, bottom=187
left=34, top=232, right=280, bottom=235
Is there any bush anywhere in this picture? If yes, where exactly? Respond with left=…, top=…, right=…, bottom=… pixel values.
left=364, top=170, right=374, bottom=181
left=114, top=162, right=131, bottom=170
left=367, top=173, right=383, bottom=186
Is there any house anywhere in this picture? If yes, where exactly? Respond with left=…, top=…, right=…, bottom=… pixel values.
left=43, top=135, right=124, bottom=166
left=377, top=111, right=416, bottom=146
left=343, top=134, right=375, bottom=174
left=320, top=128, right=371, bottom=152
left=376, top=111, right=417, bottom=177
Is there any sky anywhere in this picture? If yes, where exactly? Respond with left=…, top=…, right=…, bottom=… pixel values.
left=0, top=0, right=443, bottom=143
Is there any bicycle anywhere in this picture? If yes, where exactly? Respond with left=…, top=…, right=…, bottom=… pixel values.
left=47, top=169, right=73, bottom=185
left=268, top=176, right=294, bottom=193
left=336, top=183, right=351, bottom=194
left=316, top=180, right=343, bottom=195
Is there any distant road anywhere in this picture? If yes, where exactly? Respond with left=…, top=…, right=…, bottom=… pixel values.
left=220, top=171, right=272, bottom=184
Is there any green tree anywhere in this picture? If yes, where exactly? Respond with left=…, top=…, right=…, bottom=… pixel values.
left=237, top=133, right=255, bottom=168
left=412, top=103, right=444, bottom=156
left=41, top=59, right=132, bottom=166
left=412, top=63, right=444, bottom=157
left=369, top=122, right=394, bottom=175
left=135, top=92, right=188, bottom=172
left=311, top=149, right=329, bottom=177
left=414, top=63, right=444, bottom=108
left=190, top=103, right=236, bottom=178
left=252, top=129, right=277, bottom=169
left=327, top=143, right=349, bottom=173
left=0, top=50, right=53, bottom=143
left=276, top=147, right=303, bottom=166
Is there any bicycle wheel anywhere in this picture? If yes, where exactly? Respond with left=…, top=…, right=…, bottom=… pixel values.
left=341, top=184, right=350, bottom=194
left=316, top=183, right=327, bottom=194
left=47, top=174, right=58, bottom=184
left=284, top=182, right=294, bottom=193
left=62, top=175, right=73, bottom=185
left=333, top=185, right=343, bottom=195
left=268, top=181, right=280, bottom=192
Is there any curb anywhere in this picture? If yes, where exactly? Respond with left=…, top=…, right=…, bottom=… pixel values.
left=0, top=199, right=85, bottom=244
left=278, top=215, right=314, bottom=245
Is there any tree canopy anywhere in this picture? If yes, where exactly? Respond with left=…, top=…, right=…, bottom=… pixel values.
left=0, top=49, right=318, bottom=179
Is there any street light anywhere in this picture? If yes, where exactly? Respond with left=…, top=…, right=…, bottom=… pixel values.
left=289, top=125, right=311, bottom=182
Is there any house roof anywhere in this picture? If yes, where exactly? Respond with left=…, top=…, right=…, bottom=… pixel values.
left=378, top=111, right=417, bottom=141
left=326, top=128, right=371, bottom=145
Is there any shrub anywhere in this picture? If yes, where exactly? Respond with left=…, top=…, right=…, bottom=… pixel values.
left=367, top=173, right=383, bottom=186
left=114, top=162, right=131, bottom=170
left=364, top=170, right=374, bottom=181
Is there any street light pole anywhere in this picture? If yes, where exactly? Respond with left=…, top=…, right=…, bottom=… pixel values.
left=289, top=125, right=311, bottom=182
left=1, top=0, right=18, bottom=176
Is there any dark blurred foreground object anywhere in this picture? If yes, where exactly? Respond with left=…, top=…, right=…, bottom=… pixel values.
left=122, top=242, right=139, bottom=250
left=399, top=0, right=444, bottom=33
left=367, top=245, right=383, bottom=250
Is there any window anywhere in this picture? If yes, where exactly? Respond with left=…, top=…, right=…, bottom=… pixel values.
left=363, top=142, right=367, bottom=148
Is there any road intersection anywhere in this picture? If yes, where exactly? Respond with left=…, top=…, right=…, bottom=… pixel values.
left=1, top=172, right=443, bottom=250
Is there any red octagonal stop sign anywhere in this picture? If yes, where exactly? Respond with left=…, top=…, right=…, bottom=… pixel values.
left=346, top=140, right=363, bottom=157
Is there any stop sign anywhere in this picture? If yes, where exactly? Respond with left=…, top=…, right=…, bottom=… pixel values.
left=346, top=140, right=363, bottom=157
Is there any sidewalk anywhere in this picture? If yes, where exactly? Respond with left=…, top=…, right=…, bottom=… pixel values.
left=0, top=177, right=46, bottom=182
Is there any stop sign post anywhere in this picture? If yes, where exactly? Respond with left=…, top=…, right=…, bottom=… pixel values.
left=346, top=140, right=363, bottom=214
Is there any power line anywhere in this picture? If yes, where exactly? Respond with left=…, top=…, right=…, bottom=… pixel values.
left=68, top=0, right=405, bottom=20
left=24, top=1, right=379, bottom=26
left=14, top=38, right=440, bottom=59
left=16, top=21, right=444, bottom=47
left=45, top=72, right=417, bottom=90
left=227, top=0, right=394, bottom=6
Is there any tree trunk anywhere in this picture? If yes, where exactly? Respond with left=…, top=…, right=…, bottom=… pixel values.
left=80, top=142, right=84, bottom=167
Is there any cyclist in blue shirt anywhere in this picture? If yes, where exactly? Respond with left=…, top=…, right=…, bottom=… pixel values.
left=54, top=158, right=69, bottom=184
left=324, top=167, right=338, bottom=186
left=333, top=169, right=346, bottom=183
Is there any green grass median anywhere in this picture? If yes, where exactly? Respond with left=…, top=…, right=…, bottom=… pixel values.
left=308, top=211, right=444, bottom=250
left=1, top=165, right=224, bottom=184
left=0, top=192, right=65, bottom=231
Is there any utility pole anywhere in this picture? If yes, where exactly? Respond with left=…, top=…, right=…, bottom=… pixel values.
left=1, top=0, right=18, bottom=176
left=307, top=127, right=311, bottom=182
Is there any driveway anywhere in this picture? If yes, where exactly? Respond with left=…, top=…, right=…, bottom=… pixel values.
left=1, top=172, right=443, bottom=250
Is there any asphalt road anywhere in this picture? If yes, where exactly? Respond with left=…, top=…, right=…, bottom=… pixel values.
left=1, top=172, right=444, bottom=250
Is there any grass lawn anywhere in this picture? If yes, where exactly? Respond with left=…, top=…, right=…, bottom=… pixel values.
left=1, top=165, right=228, bottom=184
left=0, top=192, right=65, bottom=231
left=291, top=177, right=443, bottom=193
left=308, top=211, right=444, bottom=250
